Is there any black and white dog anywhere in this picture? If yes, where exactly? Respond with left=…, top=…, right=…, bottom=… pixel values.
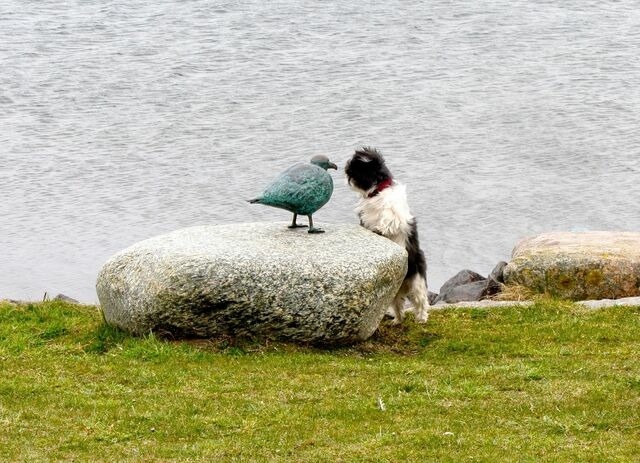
left=345, top=147, right=429, bottom=324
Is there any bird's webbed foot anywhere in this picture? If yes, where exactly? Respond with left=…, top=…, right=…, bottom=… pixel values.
left=306, top=215, right=324, bottom=233
left=288, top=214, right=308, bottom=229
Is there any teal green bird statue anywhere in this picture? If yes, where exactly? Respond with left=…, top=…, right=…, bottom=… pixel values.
left=248, top=155, right=338, bottom=233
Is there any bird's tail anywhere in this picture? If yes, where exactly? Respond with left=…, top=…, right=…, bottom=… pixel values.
left=247, top=198, right=262, bottom=204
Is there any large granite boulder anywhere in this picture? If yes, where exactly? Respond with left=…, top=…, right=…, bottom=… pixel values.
left=503, top=232, right=640, bottom=300
left=96, top=222, right=407, bottom=345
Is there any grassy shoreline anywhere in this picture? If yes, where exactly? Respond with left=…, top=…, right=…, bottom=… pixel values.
left=1, top=299, right=639, bottom=462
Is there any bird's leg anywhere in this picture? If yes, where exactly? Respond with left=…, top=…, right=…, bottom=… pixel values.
left=288, top=213, right=308, bottom=229
left=307, top=215, right=325, bottom=234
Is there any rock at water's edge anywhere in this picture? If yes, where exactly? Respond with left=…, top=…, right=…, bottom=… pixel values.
left=96, top=222, right=407, bottom=345
left=432, top=264, right=504, bottom=304
left=503, top=231, right=640, bottom=300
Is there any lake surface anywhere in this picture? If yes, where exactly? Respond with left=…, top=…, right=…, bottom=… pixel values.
left=2, top=1, right=639, bottom=302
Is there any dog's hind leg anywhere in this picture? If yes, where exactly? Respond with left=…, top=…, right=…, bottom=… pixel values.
left=390, top=281, right=410, bottom=325
left=390, top=294, right=406, bottom=325
left=408, top=276, right=430, bottom=324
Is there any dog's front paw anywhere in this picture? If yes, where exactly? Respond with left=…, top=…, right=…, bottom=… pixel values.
left=406, top=304, right=429, bottom=324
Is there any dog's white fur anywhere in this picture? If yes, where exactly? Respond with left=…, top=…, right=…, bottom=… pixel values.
left=355, top=182, right=413, bottom=247
left=351, top=182, right=429, bottom=324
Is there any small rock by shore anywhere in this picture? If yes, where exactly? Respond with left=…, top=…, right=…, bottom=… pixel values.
left=2, top=293, right=80, bottom=305
left=429, top=296, right=640, bottom=310
left=429, top=262, right=507, bottom=304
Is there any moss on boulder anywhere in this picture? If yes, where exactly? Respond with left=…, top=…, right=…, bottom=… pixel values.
left=503, top=232, right=640, bottom=300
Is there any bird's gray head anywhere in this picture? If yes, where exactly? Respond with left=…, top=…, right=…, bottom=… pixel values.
left=310, top=155, right=338, bottom=171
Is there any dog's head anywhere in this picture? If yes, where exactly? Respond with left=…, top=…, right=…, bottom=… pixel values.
left=344, top=147, right=392, bottom=194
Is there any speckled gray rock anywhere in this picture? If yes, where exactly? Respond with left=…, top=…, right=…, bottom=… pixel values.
left=577, top=296, right=640, bottom=309
left=432, top=267, right=504, bottom=304
left=96, top=222, right=407, bottom=345
left=504, top=232, right=640, bottom=300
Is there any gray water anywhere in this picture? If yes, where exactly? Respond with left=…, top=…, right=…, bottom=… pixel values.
left=2, top=1, right=639, bottom=303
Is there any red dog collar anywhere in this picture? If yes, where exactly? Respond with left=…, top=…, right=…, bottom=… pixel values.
left=368, top=178, right=394, bottom=198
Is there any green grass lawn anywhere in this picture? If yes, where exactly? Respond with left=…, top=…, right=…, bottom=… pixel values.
left=1, top=300, right=639, bottom=462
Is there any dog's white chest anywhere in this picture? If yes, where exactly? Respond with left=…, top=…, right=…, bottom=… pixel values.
left=356, top=185, right=413, bottom=247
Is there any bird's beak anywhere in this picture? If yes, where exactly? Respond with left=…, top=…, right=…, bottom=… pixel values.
left=329, top=162, right=338, bottom=170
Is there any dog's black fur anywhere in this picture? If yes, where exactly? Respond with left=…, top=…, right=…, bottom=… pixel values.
left=344, top=147, right=393, bottom=192
left=405, top=221, right=427, bottom=280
